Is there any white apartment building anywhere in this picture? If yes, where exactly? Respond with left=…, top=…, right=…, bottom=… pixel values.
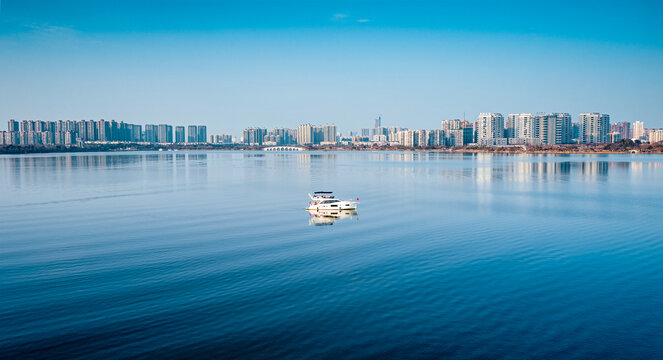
left=297, top=124, right=313, bottom=145
left=650, top=129, right=663, bottom=143
left=580, top=113, right=610, bottom=144
left=398, top=130, right=416, bottom=147
left=476, top=113, right=505, bottom=141
left=533, top=113, right=572, bottom=145
left=440, top=119, right=462, bottom=131
left=508, top=113, right=533, bottom=140
left=633, top=121, right=645, bottom=140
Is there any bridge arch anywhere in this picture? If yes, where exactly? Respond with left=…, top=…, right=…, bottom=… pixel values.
left=263, top=146, right=304, bottom=152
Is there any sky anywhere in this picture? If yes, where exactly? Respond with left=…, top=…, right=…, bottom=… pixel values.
left=1, top=0, right=662, bottom=136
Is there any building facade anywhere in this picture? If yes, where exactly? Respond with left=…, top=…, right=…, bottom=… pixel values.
left=633, top=121, right=645, bottom=140
left=297, top=124, right=313, bottom=145
left=532, top=113, right=572, bottom=145
left=476, top=113, right=505, bottom=142
left=610, top=122, right=631, bottom=140
left=322, top=124, right=336, bottom=143
left=508, top=113, right=534, bottom=141
left=580, top=113, right=610, bottom=144
left=157, top=124, right=173, bottom=143
left=650, top=129, right=663, bottom=144
left=243, top=127, right=267, bottom=145
left=175, top=126, right=185, bottom=143
left=197, top=126, right=207, bottom=143
left=187, top=126, right=198, bottom=143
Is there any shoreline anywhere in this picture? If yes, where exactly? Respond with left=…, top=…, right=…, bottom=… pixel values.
left=2, top=143, right=662, bottom=155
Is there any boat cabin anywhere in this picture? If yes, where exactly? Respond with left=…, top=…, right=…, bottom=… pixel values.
left=312, top=191, right=335, bottom=199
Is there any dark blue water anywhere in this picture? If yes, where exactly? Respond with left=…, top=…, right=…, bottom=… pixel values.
left=2, top=151, right=663, bottom=359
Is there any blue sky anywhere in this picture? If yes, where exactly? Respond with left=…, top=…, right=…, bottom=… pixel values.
left=1, top=0, right=662, bottom=135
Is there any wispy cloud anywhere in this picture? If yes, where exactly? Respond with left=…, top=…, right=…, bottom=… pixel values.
left=331, top=13, right=349, bottom=22
left=332, top=13, right=370, bottom=24
left=25, top=23, right=78, bottom=36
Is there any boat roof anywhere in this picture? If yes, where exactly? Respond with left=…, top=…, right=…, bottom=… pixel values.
left=314, top=191, right=333, bottom=194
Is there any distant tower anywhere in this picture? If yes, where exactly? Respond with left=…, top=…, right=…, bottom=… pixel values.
left=374, top=116, right=381, bottom=129
left=633, top=121, right=645, bottom=140
left=187, top=125, right=198, bottom=143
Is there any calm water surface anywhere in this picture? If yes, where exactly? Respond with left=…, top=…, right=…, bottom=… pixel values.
left=1, top=151, right=663, bottom=359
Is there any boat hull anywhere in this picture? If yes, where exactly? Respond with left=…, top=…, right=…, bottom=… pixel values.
left=306, top=205, right=357, bottom=211
left=306, top=202, right=358, bottom=211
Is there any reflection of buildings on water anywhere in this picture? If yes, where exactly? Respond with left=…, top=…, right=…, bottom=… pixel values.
left=295, top=153, right=338, bottom=187
left=308, top=209, right=358, bottom=226
left=379, top=151, right=478, bottom=163
left=0, top=152, right=208, bottom=188
left=579, top=161, right=609, bottom=178
left=295, top=152, right=337, bottom=168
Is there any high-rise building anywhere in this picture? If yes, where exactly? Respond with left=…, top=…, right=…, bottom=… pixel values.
left=157, top=124, right=173, bottom=143
left=97, top=119, right=108, bottom=141
left=127, top=124, right=141, bottom=142
left=213, top=134, right=233, bottom=144
left=197, top=126, right=207, bottom=143
left=532, top=113, right=572, bottom=145
left=76, top=120, right=86, bottom=141
left=322, top=124, right=336, bottom=143
left=371, top=126, right=387, bottom=138
left=633, top=121, right=645, bottom=140
left=572, top=122, right=581, bottom=141
left=175, top=126, right=185, bottom=143
left=650, top=129, right=663, bottom=143
left=109, top=120, right=119, bottom=141
left=610, top=122, right=631, bottom=140
left=440, top=119, right=472, bottom=146
left=8, top=120, right=19, bottom=132
left=580, top=113, right=610, bottom=144
left=504, top=117, right=515, bottom=138
left=311, top=126, right=324, bottom=144
left=87, top=120, right=97, bottom=141
left=387, top=127, right=403, bottom=142
left=144, top=124, right=158, bottom=143
left=476, top=113, right=505, bottom=141
left=271, top=128, right=294, bottom=145
left=415, top=130, right=427, bottom=146
left=397, top=130, right=415, bottom=147
left=425, top=130, right=444, bottom=146
left=374, top=116, right=381, bottom=129
left=187, top=125, right=198, bottom=143
left=297, top=124, right=313, bottom=145
left=441, top=119, right=461, bottom=131
left=243, top=127, right=267, bottom=145
left=508, top=114, right=534, bottom=140
left=554, top=113, right=572, bottom=145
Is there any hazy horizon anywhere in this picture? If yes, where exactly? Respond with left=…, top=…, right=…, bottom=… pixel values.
left=1, top=0, right=662, bottom=136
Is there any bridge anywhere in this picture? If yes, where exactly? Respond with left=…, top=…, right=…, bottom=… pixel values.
left=263, top=146, right=305, bottom=152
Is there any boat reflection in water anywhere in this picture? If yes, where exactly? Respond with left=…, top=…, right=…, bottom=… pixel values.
left=308, top=209, right=358, bottom=226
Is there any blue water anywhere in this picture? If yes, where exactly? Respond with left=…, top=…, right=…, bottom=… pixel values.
left=1, top=151, right=663, bottom=359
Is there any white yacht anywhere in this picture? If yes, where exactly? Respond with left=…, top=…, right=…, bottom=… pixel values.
left=307, top=191, right=359, bottom=211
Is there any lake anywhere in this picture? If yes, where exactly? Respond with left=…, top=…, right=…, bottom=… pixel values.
left=1, top=151, right=663, bottom=359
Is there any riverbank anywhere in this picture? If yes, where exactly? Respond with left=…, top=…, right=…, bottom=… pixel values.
left=2, top=139, right=662, bottom=155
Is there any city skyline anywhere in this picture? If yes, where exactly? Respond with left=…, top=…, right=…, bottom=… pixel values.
left=5, top=111, right=660, bottom=148
left=1, top=1, right=662, bottom=135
